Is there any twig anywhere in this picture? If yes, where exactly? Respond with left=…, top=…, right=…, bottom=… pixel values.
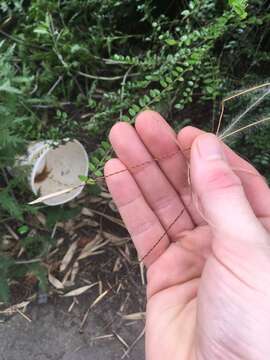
left=78, top=71, right=139, bottom=81
left=121, top=327, right=145, bottom=359
left=15, top=258, right=41, bottom=265
left=16, top=309, right=32, bottom=323
left=79, top=289, right=109, bottom=332
left=47, top=76, right=63, bottom=95
left=113, top=331, right=129, bottom=350
left=120, top=66, right=134, bottom=119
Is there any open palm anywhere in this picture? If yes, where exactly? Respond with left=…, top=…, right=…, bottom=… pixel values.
left=105, top=111, right=270, bottom=360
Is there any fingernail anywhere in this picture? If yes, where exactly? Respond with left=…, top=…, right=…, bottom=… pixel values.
left=197, top=135, right=225, bottom=161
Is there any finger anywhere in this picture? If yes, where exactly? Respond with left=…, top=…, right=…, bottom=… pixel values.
left=190, top=133, right=270, bottom=255
left=178, top=126, right=270, bottom=217
left=104, top=158, right=169, bottom=267
left=135, top=110, right=201, bottom=224
left=109, top=122, right=193, bottom=241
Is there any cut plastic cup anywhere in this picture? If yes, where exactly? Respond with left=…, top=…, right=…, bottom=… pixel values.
left=18, top=139, right=89, bottom=206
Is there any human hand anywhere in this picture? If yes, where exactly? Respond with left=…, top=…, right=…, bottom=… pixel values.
left=105, top=110, right=270, bottom=360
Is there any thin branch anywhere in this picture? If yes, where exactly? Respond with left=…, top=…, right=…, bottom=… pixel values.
left=120, top=66, right=134, bottom=119
left=77, top=71, right=139, bottom=81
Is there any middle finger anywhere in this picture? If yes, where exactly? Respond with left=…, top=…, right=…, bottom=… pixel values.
left=109, top=121, right=194, bottom=241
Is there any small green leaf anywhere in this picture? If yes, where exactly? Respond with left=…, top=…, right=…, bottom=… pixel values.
left=129, top=108, right=136, bottom=117
left=165, top=39, right=177, bottom=46
left=17, top=225, right=29, bottom=235
left=89, top=163, right=96, bottom=172
left=79, top=175, right=88, bottom=182
left=122, top=115, right=130, bottom=122
left=160, top=80, right=167, bottom=88
left=94, top=169, right=103, bottom=177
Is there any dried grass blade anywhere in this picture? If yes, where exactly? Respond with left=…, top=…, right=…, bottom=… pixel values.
left=79, top=289, right=110, bottom=332
left=48, top=273, right=64, bottom=290
left=220, top=116, right=270, bottom=140
left=122, top=312, right=146, bottom=321
left=63, top=283, right=98, bottom=297
left=60, top=241, right=78, bottom=272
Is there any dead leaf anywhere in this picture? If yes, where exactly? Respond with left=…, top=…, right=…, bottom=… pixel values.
left=91, top=209, right=124, bottom=227
left=63, top=283, right=98, bottom=297
left=70, top=261, right=79, bottom=283
left=122, top=312, right=146, bottom=321
left=100, top=191, right=112, bottom=199
left=0, top=301, right=31, bottom=315
left=108, top=200, right=118, bottom=212
left=48, top=273, right=64, bottom=290
left=77, top=236, right=92, bottom=248
left=81, top=208, right=94, bottom=217
left=60, top=241, right=78, bottom=272
left=35, top=212, right=47, bottom=226
left=78, top=234, right=109, bottom=260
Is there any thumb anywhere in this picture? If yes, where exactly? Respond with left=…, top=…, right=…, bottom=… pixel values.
left=190, top=133, right=268, bottom=249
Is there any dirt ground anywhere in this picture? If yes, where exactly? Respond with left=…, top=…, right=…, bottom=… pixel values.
left=0, top=293, right=145, bottom=360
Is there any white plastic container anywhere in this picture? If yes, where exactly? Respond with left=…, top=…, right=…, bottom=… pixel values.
left=17, top=139, right=89, bottom=206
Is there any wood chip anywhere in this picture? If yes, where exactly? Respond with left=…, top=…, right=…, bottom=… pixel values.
left=100, top=191, right=112, bottom=199
left=89, top=196, right=102, bottom=204
left=79, top=289, right=110, bottom=332
left=36, top=212, right=47, bottom=226
left=74, top=218, right=99, bottom=229
left=63, top=283, right=98, bottom=297
left=78, top=233, right=109, bottom=260
left=91, top=334, right=114, bottom=341
left=60, top=241, right=78, bottom=272
left=113, top=332, right=129, bottom=349
left=139, top=262, right=145, bottom=286
left=62, top=267, right=72, bottom=286
left=122, top=312, right=146, bottom=321
left=113, top=257, right=122, bottom=272
left=108, top=200, right=118, bottom=212
left=70, top=261, right=79, bottom=284
left=17, top=308, right=32, bottom=323
left=48, top=273, right=64, bottom=290
left=5, top=224, right=19, bottom=241
left=57, top=237, right=65, bottom=246
left=0, top=301, right=30, bottom=315
left=68, top=297, right=79, bottom=312
left=121, top=327, right=145, bottom=359
left=91, top=209, right=125, bottom=227
left=81, top=207, right=94, bottom=217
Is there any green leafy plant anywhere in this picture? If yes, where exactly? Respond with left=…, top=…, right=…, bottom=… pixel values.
left=229, top=0, right=248, bottom=19
left=0, top=0, right=270, bottom=303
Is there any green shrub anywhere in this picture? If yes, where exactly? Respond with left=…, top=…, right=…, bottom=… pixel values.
left=0, top=0, right=269, bottom=302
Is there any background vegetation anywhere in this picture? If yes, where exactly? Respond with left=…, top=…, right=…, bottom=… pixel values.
left=0, top=0, right=270, bottom=302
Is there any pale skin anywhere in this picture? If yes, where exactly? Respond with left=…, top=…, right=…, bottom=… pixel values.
left=105, top=110, right=270, bottom=360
